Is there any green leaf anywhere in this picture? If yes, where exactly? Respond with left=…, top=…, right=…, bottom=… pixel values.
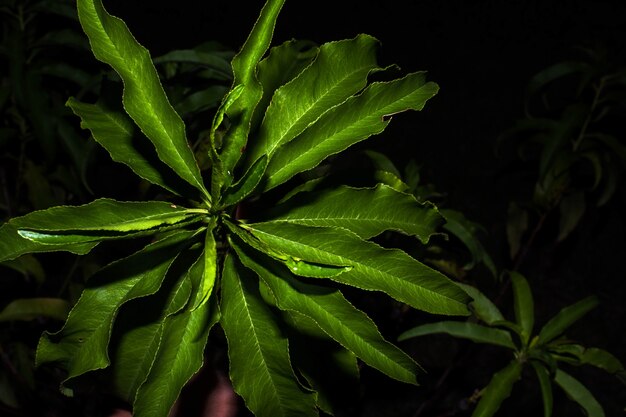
left=191, top=223, right=218, bottom=310
left=457, top=283, right=505, bottom=325
left=108, top=250, right=196, bottom=402
left=36, top=230, right=197, bottom=382
left=132, top=287, right=218, bottom=417
left=579, top=347, right=624, bottom=374
left=66, top=98, right=192, bottom=196
left=220, top=254, right=318, bottom=417
left=243, top=222, right=470, bottom=315
left=554, top=369, right=605, bottom=417
left=11, top=199, right=206, bottom=233
left=217, top=0, right=285, bottom=188
left=510, top=271, right=534, bottom=345
left=0, top=298, right=70, bottom=322
left=232, top=240, right=420, bottom=384
left=264, top=72, right=439, bottom=190
left=530, top=361, right=553, bottom=417
left=280, top=310, right=359, bottom=415
left=0, top=223, right=97, bottom=263
left=252, top=39, right=319, bottom=131
left=398, top=321, right=516, bottom=350
left=247, top=34, right=381, bottom=166
left=76, top=0, right=208, bottom=200
left=471, top=360, right=522, bottom=417
left=537, top=296, right=598, bottom=345
left=440, top=209, right=497, bottom=278
left=265, top=184, right=443, bottom=243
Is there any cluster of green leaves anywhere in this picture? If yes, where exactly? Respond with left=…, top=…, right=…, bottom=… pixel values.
left=501, top=49, right=626, bottom=259
left=0, top=0, right=473, bottom=416
left=399, top=272, right=624, bottom=417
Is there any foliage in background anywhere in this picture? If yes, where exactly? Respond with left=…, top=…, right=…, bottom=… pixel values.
left=399, top=272, right=624, bottom=417
left=0, top=0, right=471, bottom=416
left=500, top=48, right=626, bottom=263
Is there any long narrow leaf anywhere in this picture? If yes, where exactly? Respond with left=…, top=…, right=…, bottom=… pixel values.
left=244, top=222, right=469, bottom=315
left=108, top=251, right=195, bottom=402
left=67, top=98, right=193, bottom=197
left=457, top=283, right=505, bottom=325
left=537, top=296, right=598, bottom=345
left=554, top=369, right=605, bottom=417
left=472, top=361, right=522, bottom=417
left=36, top=230, right=197, bottom=382
left=531, top=361, right=553, bottom=417
left=76, top=0, right=208, bottom=199
left=0, top=298, right=70, bottom=322
left=248, top=34, right=381, bottom=165
left=251, top=39, right=318, bottom=131
left=398, top=321, right=516, bottom=350
left=264, top=72, right=439, bottom=190
left=579, top=347, right=624, bottom=374
left=217, top=0, right=285, bottom=188
left=11, top=199, right=206, bottom=233
left=132, top=290, right=218, bottom=417
left=220, top=254, right=318, bottom=417
left=0, top=223, right=97, bottom=263
left=265, top=184, right=443, bottom=243
left=232, top=240, right=420, bottom=384
left=510, top=272, right=534, bottom=345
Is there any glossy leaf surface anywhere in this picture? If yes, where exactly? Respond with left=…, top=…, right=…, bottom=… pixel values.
left=244, top=222, right=469, bottom=315
left=233, top=241, right=420, bottom=384
left=248, top=35, right=380, bottom=165
left=220, top=254, right=318, bottom=417
left=133, top=290, right=218, bottom=417
left=11, top=199, right=205, bottom=233
left=76, top=0, right=207, bottom=199
left=67, top=98, right=188, bottom=196
left=217, top=0, right=285, bottom=186
left=252, top=39, right=318, bottom=131
left=0, top=223, right=97, bottom=263
left=266, top=184, right=443, bottom=242
left=264, top=72, right=439, bottom=190
left=108, top=249, right=201, bottom=403
left=36, top=230, right=195, bottom=382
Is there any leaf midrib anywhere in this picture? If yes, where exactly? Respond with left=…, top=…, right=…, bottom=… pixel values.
left=86, top=3, right=202, bottom=192
left=250, top=227, right=462, bottom=305
left=264, top=62, right=376, bottom=158
left=285, top=293, right=413, bottom=378
left=235, top=276, right=291, bottom=417
left=269, top=82, right=432, bottom=179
